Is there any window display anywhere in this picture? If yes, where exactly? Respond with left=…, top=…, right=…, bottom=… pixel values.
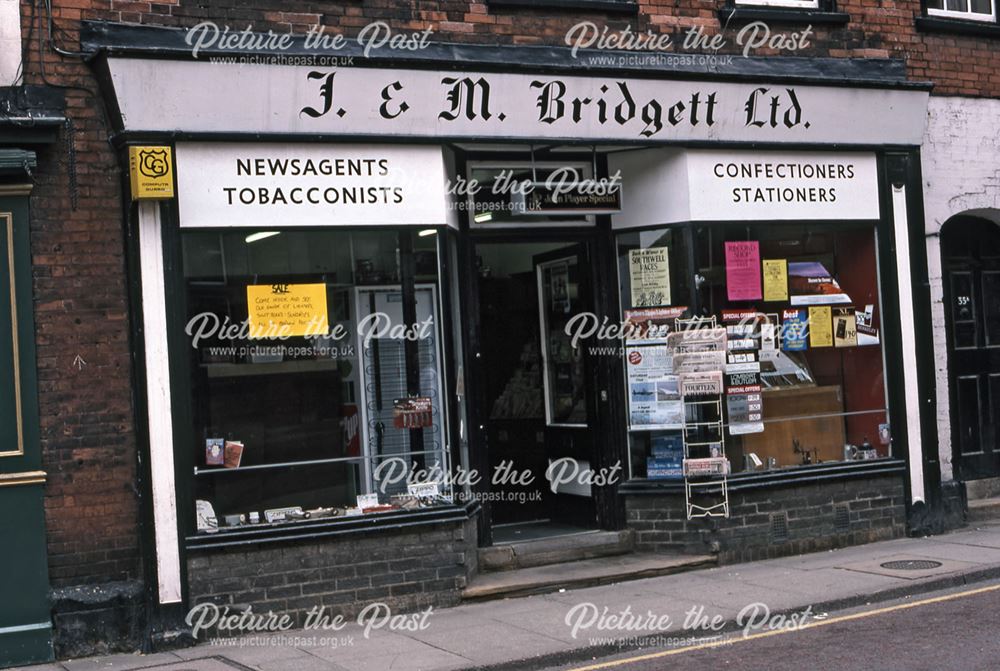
left=618, top=222, right=889, bottom=480
left=182, top=229, right=452, bottom=533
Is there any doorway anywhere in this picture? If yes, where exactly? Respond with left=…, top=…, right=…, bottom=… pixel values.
left=474, top=240, right=600, bottom=543
left=942, top=215, right=1000, bottom=481
left=0, top=193, right=54, bottom=665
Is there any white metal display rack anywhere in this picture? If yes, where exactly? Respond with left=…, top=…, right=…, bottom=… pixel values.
left=675, top=316, right=730, bottom=520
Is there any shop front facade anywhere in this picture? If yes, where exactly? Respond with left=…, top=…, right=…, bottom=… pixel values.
left=83, top=22, right=939, bottom=638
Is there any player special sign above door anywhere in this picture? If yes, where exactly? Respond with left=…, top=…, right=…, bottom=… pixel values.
left=106, top=59, right=928, bottom=145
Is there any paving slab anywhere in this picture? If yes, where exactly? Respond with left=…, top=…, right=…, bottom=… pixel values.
left=405, top=620, right=568, bottom=664
left=486, top=609, right=595, bottom=646
left=253, top=651, right=350, bottom=671
left=301, top=630, right=437, bottom=661
left=927, top=526, right=1000, bottom=549
left=333, top=648, right=470, bottom=671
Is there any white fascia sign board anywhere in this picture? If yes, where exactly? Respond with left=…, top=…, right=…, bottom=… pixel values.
left=175, top=143, right=452, bottom=228
left=610, top=149, right=880, bottom=229
left=108, top=58, right=928, bottom=146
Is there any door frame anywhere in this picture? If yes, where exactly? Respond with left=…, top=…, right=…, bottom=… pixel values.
left=461, top=227, right=625, bottom=545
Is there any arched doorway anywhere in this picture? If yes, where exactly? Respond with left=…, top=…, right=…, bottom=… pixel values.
left=941, top=215, right=1000, bottom=481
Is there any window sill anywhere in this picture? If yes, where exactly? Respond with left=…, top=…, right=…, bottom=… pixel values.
left=718, top=7, right=851, bottom=24
left=186, top=501, right=478, bottom=550
left=487, top=0, right=638, bottom=12
left=915, top=15, right=1000, bottom=38
left=620, top=458, right=905, bottom=496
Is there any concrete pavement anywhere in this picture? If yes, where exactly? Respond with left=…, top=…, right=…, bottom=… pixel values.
left=17, top=521, right=1000, bottom=671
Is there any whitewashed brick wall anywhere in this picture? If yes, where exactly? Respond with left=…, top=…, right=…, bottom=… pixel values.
left=920, top=96, right=1000, bottom=482
left=0, top=0, right=21, bottom=85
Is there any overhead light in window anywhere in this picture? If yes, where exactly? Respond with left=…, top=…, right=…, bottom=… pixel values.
left=473, top=212, right=492, bottom=224
left=418, top=229, right=437, bottom=237
left=245, top=231, right=280, bottom=243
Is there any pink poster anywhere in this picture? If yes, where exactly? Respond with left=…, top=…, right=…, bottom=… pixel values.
left=725, top=241, right=762, bottom=301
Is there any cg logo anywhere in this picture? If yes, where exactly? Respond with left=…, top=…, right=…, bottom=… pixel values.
left=138, top=149, right=170, bottom=178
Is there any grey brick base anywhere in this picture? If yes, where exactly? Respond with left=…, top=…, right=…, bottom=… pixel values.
left=186, top=516, right=478, bottom=631
left=626, top=475, right=907, bottom=563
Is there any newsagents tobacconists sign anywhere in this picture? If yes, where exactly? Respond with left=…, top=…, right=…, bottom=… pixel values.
left=175, top=143, right=451, bottom=228
left=106, top=59, right=929, bottom=146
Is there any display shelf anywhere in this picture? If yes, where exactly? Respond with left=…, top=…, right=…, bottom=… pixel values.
left=628, top=426, right=684, bottom=433
left=194, top=448, right=444, bottom=476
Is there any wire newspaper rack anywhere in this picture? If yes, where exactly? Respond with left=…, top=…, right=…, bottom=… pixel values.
left=675, top=315, right=731, bottom=520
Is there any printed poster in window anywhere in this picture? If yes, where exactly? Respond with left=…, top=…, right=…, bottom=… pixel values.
left=762, top=259, right=788, bottom=302
left=833, top=307, right=858, bottom=347
left=247, top=283, right=329, bottom=338
left=724, top=241, right=762, bottom=301
left=625, top=346, right=682, bottom=429
left=855, top=304, right=880, bottom=346
left=623, top=306, right=687, bottom=344
left=781, top=309, right=808, bottom=351
left=788, top=261, right=851, bottom=305
left=629, top=247, right=671, bottom=307
left=808, top=306, right=834, bottom=348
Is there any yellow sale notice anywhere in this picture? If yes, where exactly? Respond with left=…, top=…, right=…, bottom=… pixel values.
left=246, top=283, right=328, bottom=338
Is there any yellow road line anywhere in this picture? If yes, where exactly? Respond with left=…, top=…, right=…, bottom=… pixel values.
left=568, top=581, right=1000, bottom=671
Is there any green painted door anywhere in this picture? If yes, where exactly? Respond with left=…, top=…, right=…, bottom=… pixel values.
left=0, top=190, right=54, bottom=667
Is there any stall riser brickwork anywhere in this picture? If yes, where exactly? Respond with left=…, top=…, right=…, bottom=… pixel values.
left=626, top=476, right=906, bottom=563
left=187, top=518, right=477, bottom=631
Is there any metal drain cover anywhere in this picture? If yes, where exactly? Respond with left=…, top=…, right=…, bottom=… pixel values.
left=880, top=559, right=943, bottom=571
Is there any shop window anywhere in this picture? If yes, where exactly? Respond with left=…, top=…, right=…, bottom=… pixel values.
left=182, top=229, right=453, bottom=534
left=617, top=222, right=889, bottom=481
left=926, top=0, right=995, bottom=21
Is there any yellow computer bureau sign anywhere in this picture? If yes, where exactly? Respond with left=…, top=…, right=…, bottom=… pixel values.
left=128, top=146, right=174, bottom=199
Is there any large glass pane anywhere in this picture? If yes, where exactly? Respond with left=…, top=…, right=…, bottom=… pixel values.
left=618, top=222, right=890, bottom=479
left=615, top=228, right=690, bottom=479
left=539, top=256, right=589, bottom=425
left=182, top=229, right=451, bottom=534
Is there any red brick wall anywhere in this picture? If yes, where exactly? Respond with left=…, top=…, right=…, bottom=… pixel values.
left=20, top=0, right=138, bottom=585
left=63, top=0, right=1000, bottom=96
left=16, top=0, right=997, bottom=589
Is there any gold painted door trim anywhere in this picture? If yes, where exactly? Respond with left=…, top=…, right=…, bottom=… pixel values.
left=0, top=470, right=46, bottom=487
left=0, top=212, right=22, bottom=457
